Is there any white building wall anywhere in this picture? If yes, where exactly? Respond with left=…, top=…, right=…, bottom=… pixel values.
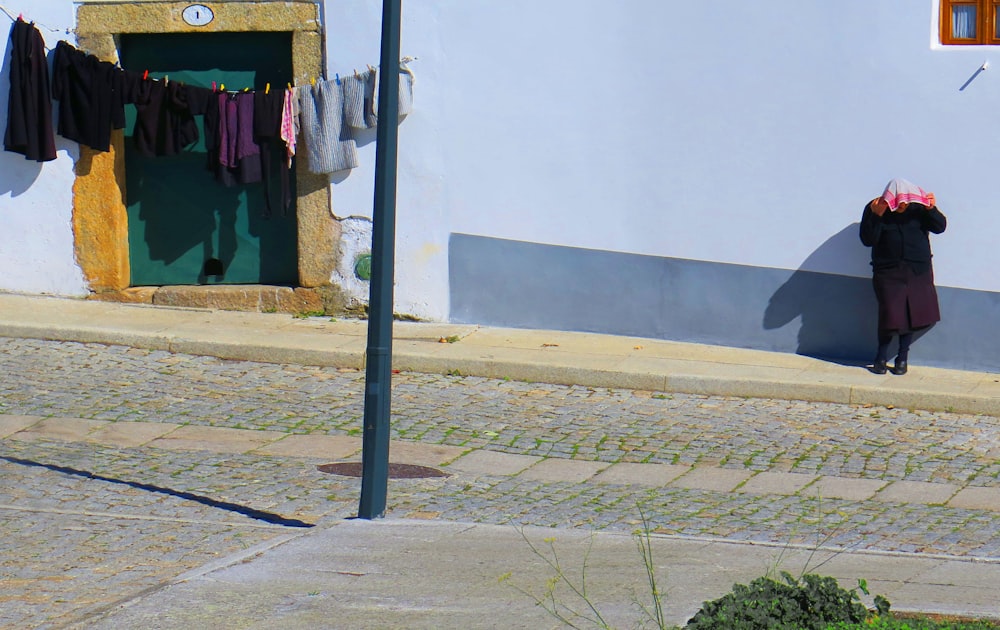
left=0, top=0, right=85, bottom=296
left=2, top=1, right=999, bottom=311
left=325, top=0, right=1000, bottom=322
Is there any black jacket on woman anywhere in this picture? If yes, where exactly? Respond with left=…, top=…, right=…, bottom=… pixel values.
left=859, top=202, right=947, bottom=274
left=860, top=201, right=947, bottom=332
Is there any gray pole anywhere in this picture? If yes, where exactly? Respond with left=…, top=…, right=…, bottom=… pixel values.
left=358, top=0, right=403, bottom=520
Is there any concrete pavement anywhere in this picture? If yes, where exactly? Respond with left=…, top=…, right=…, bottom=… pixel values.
left=79, top=520, right=1000, bottom=629
left=1, top=291, right=999, bottom=627
left=3, top=292, right=1000, bottom=417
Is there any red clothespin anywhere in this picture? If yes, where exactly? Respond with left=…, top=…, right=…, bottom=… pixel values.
left=211, top=81, right=217, bottom=92
left=18, top=14, right=23, bottom=21
left=143, top=69, right=149, bottom=81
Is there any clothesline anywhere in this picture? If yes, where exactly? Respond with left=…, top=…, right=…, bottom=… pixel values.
left=333, top=56, right=417, bottom=86
left=2, top=8, right=415, bottom=93
left=0, top=5, right=73, bottom=35
left=6, top=18, right=416, bottom=197
left=131, top=57, right=416, bottom=96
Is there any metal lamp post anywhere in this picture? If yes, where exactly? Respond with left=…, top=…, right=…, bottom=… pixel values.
left=358, top=0, right=403, bottom=520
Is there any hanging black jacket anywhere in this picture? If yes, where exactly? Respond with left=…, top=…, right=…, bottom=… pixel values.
left=3, top=19, right=56, bottom=162
left=254, top=89, right=291, bottom=216
left=51, top=41, right=125, bottom=152
left=123, top=71, right=200, bottom=157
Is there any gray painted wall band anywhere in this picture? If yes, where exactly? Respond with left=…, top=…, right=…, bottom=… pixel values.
left=449, top=233, right=1000, bottom=373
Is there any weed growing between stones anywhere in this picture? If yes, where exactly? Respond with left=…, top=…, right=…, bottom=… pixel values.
left=499, top=501, right=894, bottom=630
left=501, top=495, right=998, bottom=629
left=499, top=504, right=666, bottom=629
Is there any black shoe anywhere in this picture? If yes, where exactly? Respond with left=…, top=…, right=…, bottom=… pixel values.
left=891, top=360, right=908, bottom=375
left=870, top=359, right=888, bottom=375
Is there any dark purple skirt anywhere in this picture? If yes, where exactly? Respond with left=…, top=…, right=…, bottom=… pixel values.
left=872, top=264, right=940, bottom=333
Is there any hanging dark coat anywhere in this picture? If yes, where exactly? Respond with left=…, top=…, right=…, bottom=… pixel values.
left=51, top=41, right=126, bottom=153
left=253, top=89, right=291, bottom=216
left=3, top=19, right=56, bottom=162
left=199, top=91, right=262, bottom=187
left=123, top=71, right=200, bottom=157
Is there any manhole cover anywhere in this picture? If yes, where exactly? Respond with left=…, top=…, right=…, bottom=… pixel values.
left=317, top=462, right=449, bottom=479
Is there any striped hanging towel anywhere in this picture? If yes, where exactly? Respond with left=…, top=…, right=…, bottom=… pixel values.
left=342, top=72, right=368, bottom=129
left=280, top=86, right=300, bottom=168
left=299, top=79, right=358, bottom=174
left=370, top=63, right=415, bottom=125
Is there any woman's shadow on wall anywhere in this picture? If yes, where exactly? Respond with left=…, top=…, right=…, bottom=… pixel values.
left=763, top=223, right=886, bottom=366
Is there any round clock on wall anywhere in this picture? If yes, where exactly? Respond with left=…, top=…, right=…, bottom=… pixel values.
left=182, top=4, right=214, bottom=27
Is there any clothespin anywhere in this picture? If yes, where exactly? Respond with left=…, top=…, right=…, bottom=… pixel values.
left=220, top=83, right=225, bottom=92
left=18, top=13, right=23, bottom=21
left=353, top=68, right=360, bottom=78
left=143, top=69, right=149, bottom=80
left=243, top=87, right=250, bottom=92
left=265, top=82, right=270, bottom=95
left=335, top=73, right=340, bottom=85
left=310, top=76, right=316, bottom=86
left=164, top=75, right=169, bottom=85
left=211, top=81, right=217, bottom=92
left=287, top=82, right=292, bottom=91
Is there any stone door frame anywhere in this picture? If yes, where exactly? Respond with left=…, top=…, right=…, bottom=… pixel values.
left=72, top=1, right=338, bottom=308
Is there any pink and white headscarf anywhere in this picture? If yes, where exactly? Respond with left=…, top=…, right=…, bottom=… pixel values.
left=881, top=178, right=933, bottom=211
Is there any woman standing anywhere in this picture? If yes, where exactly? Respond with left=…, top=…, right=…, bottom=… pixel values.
left=860, top=179, right=947, bottom=375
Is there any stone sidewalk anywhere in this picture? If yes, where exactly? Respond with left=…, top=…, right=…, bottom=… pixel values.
left=5, top=414, right=1000, bottom=519
left=3, top=291, right=1000, bottom=416
left=3, top=412, right=999, bottom=628
left=2, top=293, right=1000, bottom=626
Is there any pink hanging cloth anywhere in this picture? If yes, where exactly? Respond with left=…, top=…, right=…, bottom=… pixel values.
left=280, top=86, right=299, bottom=168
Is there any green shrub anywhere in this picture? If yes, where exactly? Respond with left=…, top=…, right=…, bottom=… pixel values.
left=685, top=571, right=874, bottom=630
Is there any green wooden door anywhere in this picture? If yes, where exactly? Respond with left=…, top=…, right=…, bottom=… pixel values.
left=120, top=32, right=297, bottom=286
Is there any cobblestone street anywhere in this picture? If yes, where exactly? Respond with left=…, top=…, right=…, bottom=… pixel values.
left=2, top=337, right=999, bottom=627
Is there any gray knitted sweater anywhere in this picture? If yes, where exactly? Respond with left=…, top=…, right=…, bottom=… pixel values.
left=298, top=79, right=358, bottom=174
